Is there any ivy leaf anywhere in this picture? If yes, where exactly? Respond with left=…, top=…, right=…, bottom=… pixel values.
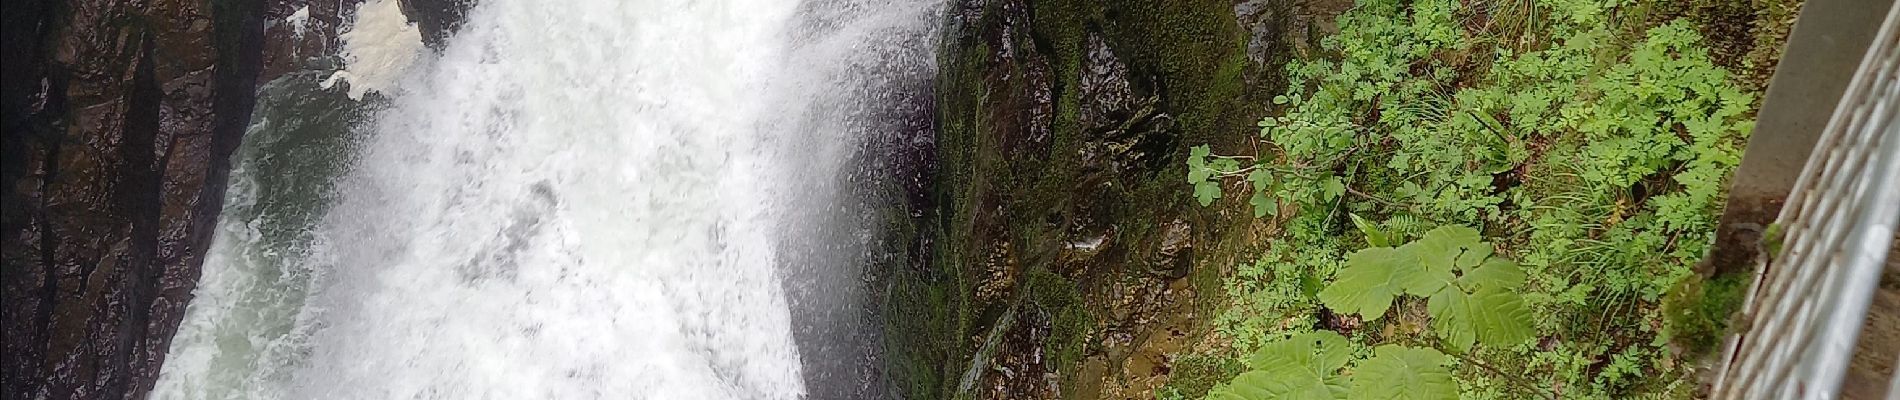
left=1350, top=346, right=1458, bottom=400
left=1249, top=170, right=1276, bottom=217
left=1247, top=169, right=1272, bottom=186
left=1251, top=190, right=1277, bottom=218
left=1428, top=286, right=1535, bottom=350
left=1319, top=247, right=1446, bottom=320
left=1188, top=146, right=1212, bottom=184
left=1196, top=181, right=1223, bottom=206
left=1322, top=176, right=1347, bottom=201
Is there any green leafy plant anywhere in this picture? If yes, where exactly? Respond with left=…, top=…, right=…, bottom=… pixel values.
left=1181, top=0, right=1766, bottom=398
left=1207, top=227, right=1525, bottom=400
left=1319, top=226, right=1535, bottom=350
left=1189, top=145, right=1248, bottom=207
left=1209, top=332, right=1457, bottom=400
left=1178, top=0, right=1755, bottom=398
left=1350, top=345, right=1459, bottom=400
left=1211, top=331, right=1353, bottom=399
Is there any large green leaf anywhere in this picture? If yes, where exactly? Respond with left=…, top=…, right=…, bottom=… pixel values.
left=1404, top=226, right=1482, bottom=274
left=1458, top=257, right=1525, bottom=291
left=1427, top=287, right=1535, bottom=350
left=1321, top=225, right=1537, bottom=351
left=1217, top=370, right=1348, bottom=400
left=1246, top=331, right=1354, bottom=374
left=1350, top=346, right=1458, bottom=400
left=1387, top=226, right=1485, bottom=296
left=1209, top=392, right=1250, bottom=400
left=1318, top=247, right=1443, bottom=319
left=1431, top=243, right=1534, bottom=349
left=1215, top=331, right=1353, bottom=400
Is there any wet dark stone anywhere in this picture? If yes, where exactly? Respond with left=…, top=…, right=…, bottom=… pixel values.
left=1079, top=33, right=1136, bottom=136
left=401, top=0, right=476, bottom=49
left=0, top=0, right=387, bottom=397
left=260, top=0, right=360, bottom=83
left=1, top=0, right=479, bottom=392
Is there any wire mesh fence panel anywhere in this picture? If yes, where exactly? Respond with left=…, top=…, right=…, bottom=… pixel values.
left=1711, top=3, right=1900, bottom=399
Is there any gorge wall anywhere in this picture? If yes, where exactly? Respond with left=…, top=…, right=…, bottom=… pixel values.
left=878, top=0, right=1345, bottom=398
left=0, top=1, right=462, bottom=397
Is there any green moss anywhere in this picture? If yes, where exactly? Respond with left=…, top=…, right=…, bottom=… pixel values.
left=1101, top=0, right=1254, bottom=145
left=900, top=0, right=1261, bottom=398
left=1026, top=268, right=1093, bottom=376
left=1157, top=352, right=1245, bottom=400
left=1661, top=272, right=1749, bottom=357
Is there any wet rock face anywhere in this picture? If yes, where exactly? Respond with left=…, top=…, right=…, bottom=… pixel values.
left=973, top=0, right=1057, bottom=162
left=260, top=1, right=358, bottom=83
left=0, top=0, right=275, bottom=397
left=0, top=0, right=267, bottom=397
left=914, top=0, right=1266, bottom=398
left=401, top=0, right=475, bottom=48
left=0, top=0, right=480, bottom=397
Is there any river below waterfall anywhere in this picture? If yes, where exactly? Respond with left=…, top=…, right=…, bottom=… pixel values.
left=150, top=0, right=940, bottom=398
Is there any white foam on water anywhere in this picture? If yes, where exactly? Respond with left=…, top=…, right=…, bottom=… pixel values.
left=285, top=5, right=310, bottom=37
left=298, top=0, right=805, bottom=397
left=155, top=0, right=940, bottom=398
left=321, top=0, right=423, bottom=100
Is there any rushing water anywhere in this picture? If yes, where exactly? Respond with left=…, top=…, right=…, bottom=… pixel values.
left=152, top=0, right=939, bottom=398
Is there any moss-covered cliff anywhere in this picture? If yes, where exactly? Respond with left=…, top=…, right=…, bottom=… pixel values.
left=883, top=1, right=1337, bottom=398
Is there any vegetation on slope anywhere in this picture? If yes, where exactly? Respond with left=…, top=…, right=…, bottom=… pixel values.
left=887, top=0, right=1263, bottom=398
left=1170, top=0, right=1795, bottom=398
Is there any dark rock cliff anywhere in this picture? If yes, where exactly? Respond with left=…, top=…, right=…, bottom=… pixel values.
left=0, top=0, right=268, bottom=397
left=400, top=0, right=474, bottom=48
left=0, top=0, right=463, bottom=398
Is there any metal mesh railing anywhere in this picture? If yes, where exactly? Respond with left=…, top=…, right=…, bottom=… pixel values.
left=1710, top=3, right=1900, bottom=398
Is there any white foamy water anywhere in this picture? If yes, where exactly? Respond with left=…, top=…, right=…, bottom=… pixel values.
left=319, top=0, right=423, bottom=100
left=154, top=0, right=940, bottom=398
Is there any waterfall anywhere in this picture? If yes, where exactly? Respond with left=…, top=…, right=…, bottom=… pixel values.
left=152, top=0, right=940, bottom=398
